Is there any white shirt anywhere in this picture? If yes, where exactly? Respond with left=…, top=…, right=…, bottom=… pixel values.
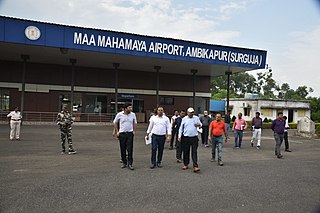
left=113, top=111, right=137, bottom=133
left=147, top=115, right=172, bottom=136
left=7, top=111, right=22, bottom=120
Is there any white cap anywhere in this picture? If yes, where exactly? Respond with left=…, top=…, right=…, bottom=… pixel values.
left=187, top=107, right=195, bottom=113
left=204, top=110, right=208, bottom=115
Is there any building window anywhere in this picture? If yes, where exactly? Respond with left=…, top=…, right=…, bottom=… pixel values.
left=59, top=93, right=82, bottom=112
left=160, top=97, right=174, bottom=105
left=261, top=109, right=273, bottom=117
left=0, top=89, right=10, bottom=111
left=297, top=110, right=305, bottom=117
left=244, top=108, right=251, bottom=116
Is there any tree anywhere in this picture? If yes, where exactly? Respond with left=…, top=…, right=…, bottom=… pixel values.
left=256, top=69, right=279, bottom=98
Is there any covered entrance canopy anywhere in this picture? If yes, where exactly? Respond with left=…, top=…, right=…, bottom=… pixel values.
left=0, top=16, right=267, bottom=116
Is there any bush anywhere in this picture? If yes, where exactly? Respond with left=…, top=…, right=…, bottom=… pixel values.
left=288, top=122, right=297, bottom=129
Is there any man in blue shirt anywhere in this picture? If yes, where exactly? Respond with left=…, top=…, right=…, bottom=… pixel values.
left=271, top=112, right=285, bottom=159
left=178, top=107, right=202, bottom=172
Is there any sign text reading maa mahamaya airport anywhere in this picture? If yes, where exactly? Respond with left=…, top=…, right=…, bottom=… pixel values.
left=73, top=32, right=264, bottom=67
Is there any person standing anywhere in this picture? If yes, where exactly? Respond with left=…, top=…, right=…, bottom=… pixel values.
left=232, top=113, right=247, bottom=148
left=178, top=107, right=202, bottom=173
left=113, top=103, right=137, bottom=170
left=271, top=112, right=286, bottom=159
left=175, top=110, right=185, bottom=163
left=200, top=110, right=211, bottom=147
left=250, top=112, right=263, bottom=149
left=146, top=106, right=171, bottom=169
left=225, top=111, right=231, bottom=139
left=169, top=110, right=179, bottom=150
left=208, top=113, right=227, bottom=166
left=7, top=106, right=22, bottom=141
left=283, top=116, right=292, bottom=152
left=56, top=106, right=77, bottom=154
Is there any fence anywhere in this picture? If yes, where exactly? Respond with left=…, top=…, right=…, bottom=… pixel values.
left=0, top=111, right=115, bottom=123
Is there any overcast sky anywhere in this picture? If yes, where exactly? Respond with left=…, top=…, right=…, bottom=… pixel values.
left=1, top=0, right=320, bottom=97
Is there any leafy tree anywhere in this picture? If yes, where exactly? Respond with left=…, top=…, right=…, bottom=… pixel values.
left=211, top=89, right=236, bottom=100
left=256, top=69, right=279, bottom=98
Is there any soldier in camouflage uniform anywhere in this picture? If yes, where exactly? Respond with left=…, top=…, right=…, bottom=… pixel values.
left=56, top=106, right=77, bottom=154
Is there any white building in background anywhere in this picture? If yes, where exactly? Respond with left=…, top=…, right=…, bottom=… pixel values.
left=229, top=98, right=311, bottom=123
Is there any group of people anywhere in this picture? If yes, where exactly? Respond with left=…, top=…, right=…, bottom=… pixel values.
left=6, top=104, right=292, bottom=172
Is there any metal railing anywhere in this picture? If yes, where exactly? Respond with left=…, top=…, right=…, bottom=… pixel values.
left=0, top=111, right=115, bottom=123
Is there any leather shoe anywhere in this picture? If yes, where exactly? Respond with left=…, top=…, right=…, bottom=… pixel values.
left=121, top=164, right=127, bottom=168
left=182, top=165, right=188, bottom=170
left=285, top=149, right=292, bottom=152
left=193, top=167, right=200, bottom=172
left=157, top=163, right=162, bottom=168
left=277, top=154, right=283, bottom=159
left=128, top=165, right=134, bottom=170
left=150, top=164, right=156, bottom=169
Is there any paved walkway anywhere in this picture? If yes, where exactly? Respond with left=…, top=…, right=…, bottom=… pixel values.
left=1, top=124, right=319, bottom=213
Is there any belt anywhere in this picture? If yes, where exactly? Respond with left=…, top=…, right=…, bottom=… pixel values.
left=254, top=127, right=261, bottom=129
left=119, top=131, right=133, bottom=134
left=11, top=119, right=21, bottom=121
left=152, top=134, right=166, bottom=137
left=212, top=135, right=222, bottom=137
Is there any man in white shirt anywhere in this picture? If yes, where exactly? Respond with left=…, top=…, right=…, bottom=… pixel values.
left=169, top=110, right=179, bottom=150
left=113, top=103, right=137, bottom=170
left=7, top=106, right=22, bottom=140
left=146, top=106, right=171, bottom=169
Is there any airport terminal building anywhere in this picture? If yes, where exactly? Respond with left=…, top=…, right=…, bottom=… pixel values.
left=0, top=16, right=267, bottom=122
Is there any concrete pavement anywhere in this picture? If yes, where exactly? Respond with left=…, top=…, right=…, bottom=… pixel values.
left=0, top=124, right=319, bottom=213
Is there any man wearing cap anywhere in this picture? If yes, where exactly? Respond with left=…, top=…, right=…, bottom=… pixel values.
left=199, top=110, right=211, bottom=147
left=7, top=106, right=22, bottom=141
left=178, top=107, right=202, bottom=173
left=113, top=103, right=137, bottom=170
left=146, top=106, right=171, bottom=169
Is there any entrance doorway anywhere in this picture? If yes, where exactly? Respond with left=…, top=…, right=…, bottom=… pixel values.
left=288, top=110, right=294, bottom=123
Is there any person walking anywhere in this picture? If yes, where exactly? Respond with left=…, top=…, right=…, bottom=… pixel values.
left=208, top=113, right=227, bottom=166
left=169, top=110, right=179, bottom=150
left=7, top=106, right=22, bottom=141
left=232, top=113, right=247, bottom=148
left=113, top=103, right=137, bottom=170
left=283, top=115, right=292, bottom=152
left=225, top=110, right=231, bottom=140
left=200, top=110, right=211, bottom=147
left=175, top=110, right=185, bottom=163
left=56, top=106, right=77, bottom=154
left=146, top=106, right=171, bottom=169
left=250, top=112, right=263, bottom=149
left=271, top=112, right=286, bottom=159
left=178, top=107, right=202, bottom=173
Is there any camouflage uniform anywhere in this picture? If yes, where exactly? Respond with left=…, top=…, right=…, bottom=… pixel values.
left=56, top=110, right=76, bottom=154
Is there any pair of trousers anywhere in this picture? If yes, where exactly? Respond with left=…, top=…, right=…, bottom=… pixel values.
left=201, top=126, right=209, bottom=145
left=10, top=120, right=21, bottom=140
left=274, top=133, right=284, bottom=156
left=60, top=128, right=73, bottom=151
left=119, top=132, right=134, bottom=165
left=212, top=136, right=223, bottom=161
left=251, top=129, right=262, bottom=147
left=226, top=123, right=231, bottom=135
left=176, top=138, right=183, bottom=160
left=182, top=136, right=199, bottom=167
left=151, top=134, right=166, bottom=165
left=234, top=130, right=243, bottom=147
left=284, top=131, right=289, bottom=150
left=170, top=127, right=177, bottom=147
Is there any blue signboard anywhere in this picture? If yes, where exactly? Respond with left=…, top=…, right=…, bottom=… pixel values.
left=0, top=16, right=267, bottom=69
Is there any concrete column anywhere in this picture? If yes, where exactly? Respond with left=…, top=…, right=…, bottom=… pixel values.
left=113, top=63, right=120, bottom=113
left=191, top=69, right=198, bottom=109
left=154, top=66, right=161, bottom=107
left=70, top=59, right=77, bottom=115
left=20, top=54, right=30, bottom=116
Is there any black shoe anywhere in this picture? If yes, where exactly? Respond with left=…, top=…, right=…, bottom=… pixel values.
left=251, top=142, right=254, bottom=147
left=218, top=160, right=224, bottom=166
left=121, top=164, right=127, bottom=168
left=128, top=165, right=134, bottom=170
left=150, top=164, right=156, bottom=169
left=277, top=154, right=283, bottom=159
left=157, top=163, right=162, bottom=168
left=285, top=149, right=292, bottom=152
left=177, top=159, right=182, bottom=163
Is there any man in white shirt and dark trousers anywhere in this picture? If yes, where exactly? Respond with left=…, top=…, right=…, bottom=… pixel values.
left=113, top=103, right=137, bottom=170
left=7, top=106, right=22, bottom=141
left=169, top=110, right=179, bottom=150
left=146, top=106, right=171, bottom=169
left=178, top=107, right=202, bottom=173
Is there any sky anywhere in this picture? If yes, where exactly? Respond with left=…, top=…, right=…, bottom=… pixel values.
left=1, top=0, right=320, bottom=97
